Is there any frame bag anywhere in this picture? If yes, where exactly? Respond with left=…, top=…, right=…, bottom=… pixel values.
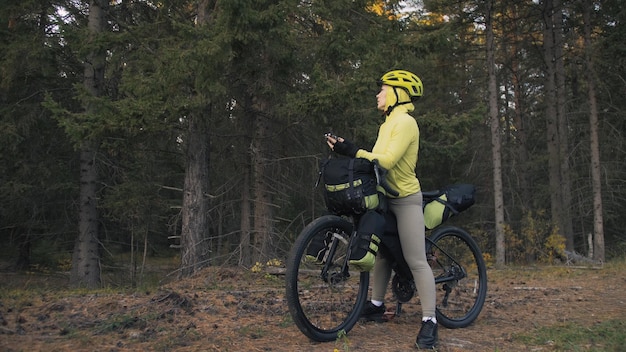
left=319, top=158, right=379, bottom=215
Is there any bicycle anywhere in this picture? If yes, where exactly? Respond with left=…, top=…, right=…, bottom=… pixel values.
left=285, top=160, right=487, bottom=342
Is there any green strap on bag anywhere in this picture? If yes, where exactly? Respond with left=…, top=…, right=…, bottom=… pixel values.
left=319, top=158, right=379, bottom=215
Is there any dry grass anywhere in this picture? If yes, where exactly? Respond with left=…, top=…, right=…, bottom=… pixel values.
left=1, top=260, right=625, bottom=351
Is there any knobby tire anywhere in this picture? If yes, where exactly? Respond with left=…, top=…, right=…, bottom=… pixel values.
left=285, top=215, right=369, bottom=342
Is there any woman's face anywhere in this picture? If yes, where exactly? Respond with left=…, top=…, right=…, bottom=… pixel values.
left=377, top=85, right=391, bottom=111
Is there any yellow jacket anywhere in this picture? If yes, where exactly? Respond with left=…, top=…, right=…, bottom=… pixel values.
left=356, top=104, right=421, bottom=198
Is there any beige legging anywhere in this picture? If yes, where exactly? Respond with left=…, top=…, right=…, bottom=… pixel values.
left=371, top=192, right=437, bottom=318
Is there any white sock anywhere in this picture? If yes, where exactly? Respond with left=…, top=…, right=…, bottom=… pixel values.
left=371, top=300, right=383, bottom=307
left=422, top=316, right=437, bottom=324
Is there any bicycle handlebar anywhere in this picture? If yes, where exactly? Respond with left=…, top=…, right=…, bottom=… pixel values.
left=372, top=159, right=399, bottom=197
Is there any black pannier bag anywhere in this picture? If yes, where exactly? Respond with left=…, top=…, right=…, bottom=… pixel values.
left=423, top=184, right=475, bottom=229
left=319, top=157, right=379, bottom=215
left=348, top=210, right=385, bottom=272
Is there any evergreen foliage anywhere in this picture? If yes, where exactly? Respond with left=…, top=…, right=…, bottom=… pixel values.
left=1, top=0, right=624, bottom=284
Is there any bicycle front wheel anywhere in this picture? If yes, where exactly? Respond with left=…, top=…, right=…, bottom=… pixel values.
left=285, top=215, right=369, bottom=342
left=427, top=226, right=487, bottom=328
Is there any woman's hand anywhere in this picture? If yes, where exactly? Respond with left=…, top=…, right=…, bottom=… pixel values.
left=326, top=135, right=359, bottom=158
left=325, top=135, right=344, bottom=149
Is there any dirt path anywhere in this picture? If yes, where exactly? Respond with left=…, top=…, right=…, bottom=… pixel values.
left=1, top=264, right=624, bottom=351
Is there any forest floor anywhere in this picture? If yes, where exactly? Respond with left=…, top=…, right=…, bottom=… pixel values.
left=1, top=261, right=625, bottom=352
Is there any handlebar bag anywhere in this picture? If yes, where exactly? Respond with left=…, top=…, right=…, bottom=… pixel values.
left=423, top=184, right=475, bottom=229
left=319, top=157, right=379, bottom=215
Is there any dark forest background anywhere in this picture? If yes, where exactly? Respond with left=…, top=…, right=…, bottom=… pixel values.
left=1, top=0, right=624, bottom=288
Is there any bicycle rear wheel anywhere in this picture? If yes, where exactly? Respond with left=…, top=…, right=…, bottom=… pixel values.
left=427, top=226, right=487, bottom=328
left=285, top=215, right=369, bottom=342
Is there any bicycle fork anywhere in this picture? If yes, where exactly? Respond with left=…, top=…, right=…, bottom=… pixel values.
left=320, top=229, right=355, bottom=284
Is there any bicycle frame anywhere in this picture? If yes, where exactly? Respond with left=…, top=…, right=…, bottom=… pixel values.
left=427, top=237, right=468, bottom=284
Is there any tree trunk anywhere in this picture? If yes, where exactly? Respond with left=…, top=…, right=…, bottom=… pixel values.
left=553, top=0, right=574, bottom=250
left=180, top=109, right=211, bottom=277
left=71, top=147, right=101, bottom=288
left=15, top=230, right=31, bottom=271
left=70, top=0, right=107, bottom=288
left=178, top=0, right=215, bottom=277
left=542, top=0, right=567, bottom=247
left=239, top=170, right=252, bottom=267
left=487, top=0, right=506, bottom=268
left=509, top=4, right=531, bottom=212
left=583, top=0, right=605, bottom=262
left=251, top=101, right=275, bottom=264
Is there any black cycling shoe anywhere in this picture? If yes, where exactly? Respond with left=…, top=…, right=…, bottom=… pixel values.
left=360, top=301, right=386, bottom=322
left=415, top=320, right=438, bottom=349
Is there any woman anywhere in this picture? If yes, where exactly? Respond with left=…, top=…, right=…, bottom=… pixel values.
left=326, top=70, right=438, bottom=349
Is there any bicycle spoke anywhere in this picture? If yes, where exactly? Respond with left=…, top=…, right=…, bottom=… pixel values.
left=428, top=227, right=487, bottom=328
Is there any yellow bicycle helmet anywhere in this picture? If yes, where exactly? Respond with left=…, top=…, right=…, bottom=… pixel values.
left=378, top=70, right=423, bottom=98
